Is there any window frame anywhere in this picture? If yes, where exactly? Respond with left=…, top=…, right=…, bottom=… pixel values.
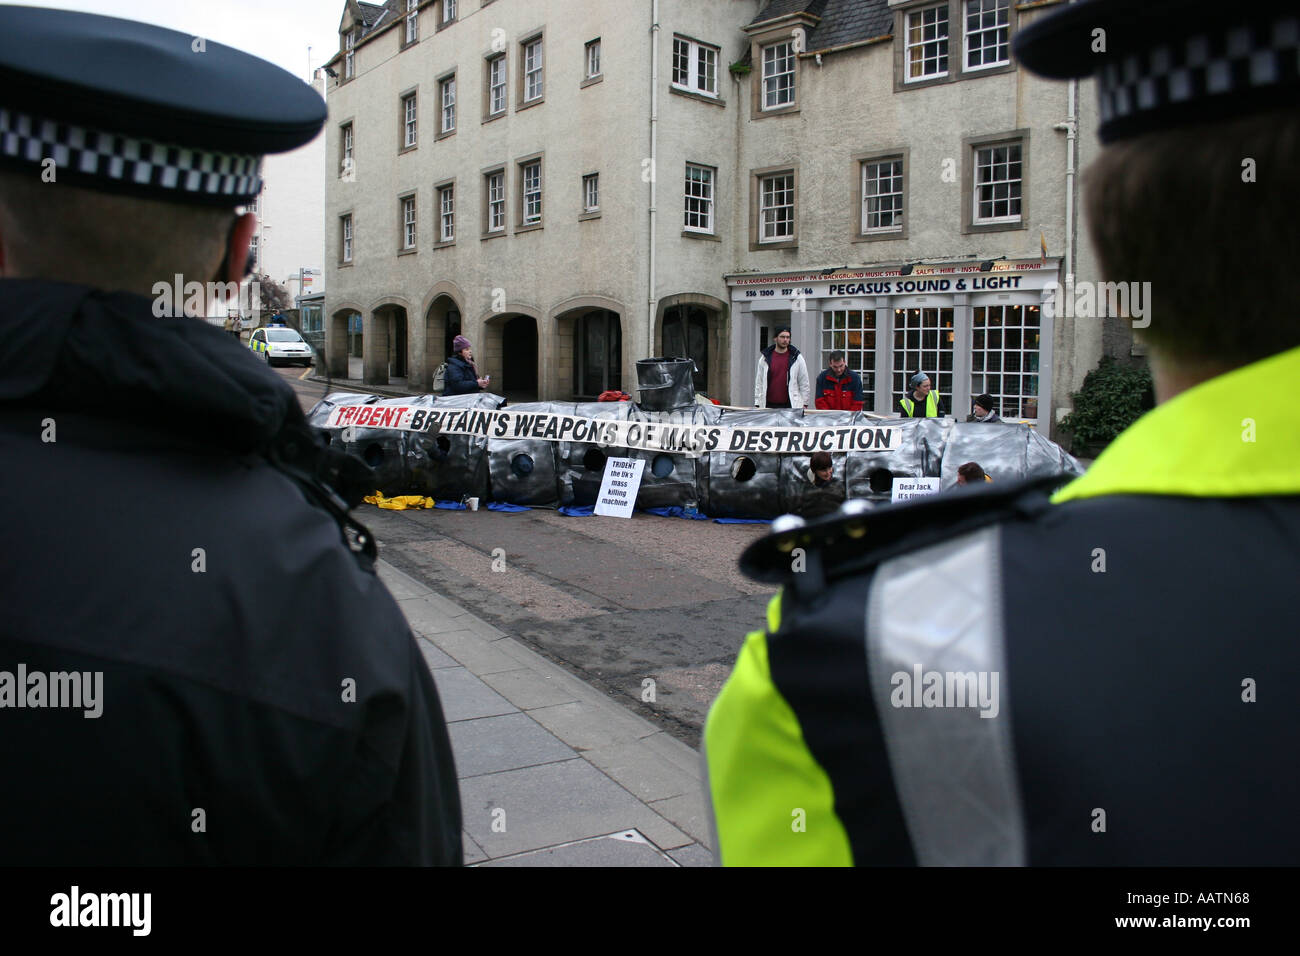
left=399, top=90, right=418, bottom=152
left=683, top=162, right=716, bottom=237
left=482, top=165, right=506, bottom=239
left=671, top=35, right=720, bottom=98
left=962, top=130, right=1029, bottom=234
left=404, top=0, right=419, bottom=47
left=516, top=154, right=543, bottom=231
left=399, top=193, right=418, bottom=253
left=339, top=213, right=354, bottom=265
left=438, top=71, right=457, bottom=138
left=903, top=3, right=950, bottom=84
left=962, top=0, right=1012, bottom=73
left=760, top=40, right=796, bottom=111
left=435, top=179, right=456, bottom=246
left=580, top=172, right=600, bottom=220
left=484, top=53, right=507, bottom=121
left=749, top=165, right=798, bottom=250
left=519, top=33, right=545, bottom=109
left=854, top=149, right=909, bottom=241
left=583, top=38, right=602, bottom=86
left=438, top=0, right=457, bottom=30
left=892, top=0, right=1018, bottom=91
left=339, top=121, right=354, bottom=180
left=344, top=28, right=356, bottom=81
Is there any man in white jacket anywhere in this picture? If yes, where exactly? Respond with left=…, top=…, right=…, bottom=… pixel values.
left=753, top=326, right=810, bottom=409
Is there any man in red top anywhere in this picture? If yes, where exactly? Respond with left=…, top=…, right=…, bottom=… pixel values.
left=814, top=350, right=865, bottom=411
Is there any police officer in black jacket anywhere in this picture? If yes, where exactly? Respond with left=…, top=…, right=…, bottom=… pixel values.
left=0, top=7, right=461, bottom=864
left=706, top=0, right=1300, bottom=866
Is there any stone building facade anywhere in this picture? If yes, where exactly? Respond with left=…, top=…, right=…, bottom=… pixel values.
left=323, top=0, right=1114, bottom=434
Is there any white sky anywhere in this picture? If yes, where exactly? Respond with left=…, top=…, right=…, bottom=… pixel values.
left=29, top=0, right=346, bottom=82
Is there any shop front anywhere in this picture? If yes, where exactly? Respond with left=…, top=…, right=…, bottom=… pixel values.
left=727, top=259, right=1059, bottom=430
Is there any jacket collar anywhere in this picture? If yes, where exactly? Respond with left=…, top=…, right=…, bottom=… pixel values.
left=1054, top=345, right=1300, bottom=502
left=0, top=278, right=302, bottom=453
left=764, top=343, right=799, bottom=361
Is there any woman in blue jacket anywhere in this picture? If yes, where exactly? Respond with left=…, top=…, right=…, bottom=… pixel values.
left=444, top=335, right=489, bottom=395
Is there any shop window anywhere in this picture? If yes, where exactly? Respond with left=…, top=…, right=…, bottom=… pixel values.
left=892, top=307, right=955, bottom=405
left=822, top=310, right=877, bottom=396
left=574, top=310, right=621, bottom=398
left=971, top=304, right=1040, bottom=419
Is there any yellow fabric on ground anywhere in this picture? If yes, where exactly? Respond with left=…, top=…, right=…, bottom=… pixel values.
left=363, top=492, right=435, bottom=510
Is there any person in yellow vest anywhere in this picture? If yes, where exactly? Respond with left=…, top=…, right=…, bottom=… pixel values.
left=704, top=0, right=1300, bottom=866
left=897, top=372, right=942, bottom=417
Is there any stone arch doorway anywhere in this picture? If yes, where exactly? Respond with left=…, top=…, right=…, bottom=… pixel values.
left=554, top=307, right=623, bottom=400
left=657, top=294, right=728, bottom=402
left=365, top=303, right=409, bottom=386
left=327, top=306, right=362, bottom=378
left=482, top=312, right=540, bottom=403
left=422, top=294, right=461, bottom=391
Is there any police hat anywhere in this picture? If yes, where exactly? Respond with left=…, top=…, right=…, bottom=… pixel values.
left=1014, top=0, right=1300, bottom=144
left=0, top=5, right=327, bottom=206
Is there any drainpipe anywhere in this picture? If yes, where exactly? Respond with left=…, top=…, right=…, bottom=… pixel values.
left=1064, top=76, right=1077, bottom=312
left=647, top=0, right=660, bottom=360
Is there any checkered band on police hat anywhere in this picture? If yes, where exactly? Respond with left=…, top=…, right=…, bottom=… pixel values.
left=1096, top=14, right=1300, bottom=141
left=0, top=107, right=263, bottom=205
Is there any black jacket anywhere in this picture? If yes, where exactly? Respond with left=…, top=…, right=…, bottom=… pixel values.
left=443, top=355, right=480, bottom=395
left=0, top=280, right=462, bottom=865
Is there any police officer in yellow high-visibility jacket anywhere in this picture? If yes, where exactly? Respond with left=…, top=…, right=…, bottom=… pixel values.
left=704, top=0, right=1300, bottom=867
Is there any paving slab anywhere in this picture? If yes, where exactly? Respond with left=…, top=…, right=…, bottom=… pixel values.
left=584, top=737, right=701, bottom=803
left=448, top=712, right=577, bottom=778
left=394, top=597, right=473, bottom=637
left=462, top=830, right=487, bottom=865
left=527, top=699, right=660, bottom=753
left=477, top=831, right=676, bottom=867
left=480, top=667, right=580, bottom=710
left=431, top=667, right=518, bottom=723
left=459, top=758, right=689, bottom=857
left=419, top=627, right=521, bottom=675
left=417, top=636, right=459, bottom=670
left=668, top=843, right=715, bottom=868
left=648, top=791, right=713, bottom=847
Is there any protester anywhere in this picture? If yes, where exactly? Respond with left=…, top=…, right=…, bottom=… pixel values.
left=0, top=6, right=461, bottom=865
left=444, top=334, right=489, bottom=394
left=705, top=0, right=1300, bottom=866
left=808, top=451, right=834, bottom=487
left=967, top=393, right=1001, bottom=423
left=753, top=326, right=809, bottom=409
left=814, top=351, right=865, bottom=411
left=898, top=372, right=943, bottom=417
left=956, top=462, right=990, bottom=484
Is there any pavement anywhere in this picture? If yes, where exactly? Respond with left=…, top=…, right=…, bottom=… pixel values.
left=377, top=559, right=716, bottom=867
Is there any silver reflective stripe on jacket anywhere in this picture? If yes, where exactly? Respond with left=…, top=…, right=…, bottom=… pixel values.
left=865, top=524, right=1027, bottom=865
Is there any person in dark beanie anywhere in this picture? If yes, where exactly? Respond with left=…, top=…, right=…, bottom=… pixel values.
left=753, top=325, right=809, bottom=409
left=968, top=393, right=1001, bottom=423
left=706, top=0, right=1300, bottom=866
left=445, top=333, right=489, bottom=394
left=956, top=461, right=990, bottom=484
left=0, top=7, right=461, bottom=865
